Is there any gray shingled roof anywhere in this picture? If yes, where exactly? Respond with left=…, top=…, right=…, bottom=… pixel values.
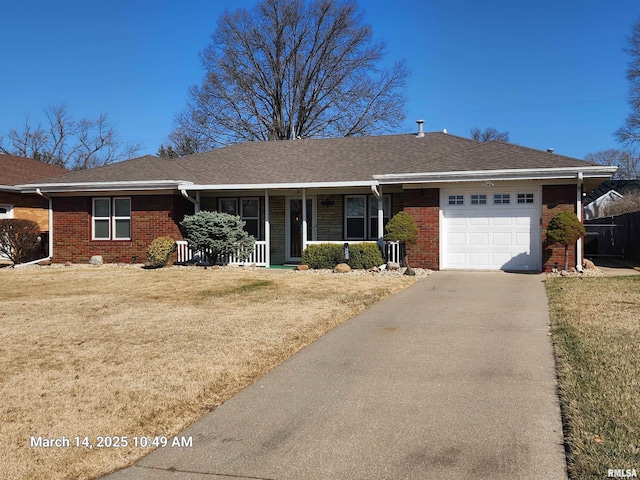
left=1, top=154, right=68, bottom=185
left=27, top=132, right=600, bottom=187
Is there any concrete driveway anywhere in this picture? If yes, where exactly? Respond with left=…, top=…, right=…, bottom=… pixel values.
left=103, top=271, right=567, bottom=480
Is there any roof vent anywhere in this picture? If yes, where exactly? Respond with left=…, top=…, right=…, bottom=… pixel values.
left=416, top=120, right=425, bottom=138
left=547, top=148, right=554, bottom=153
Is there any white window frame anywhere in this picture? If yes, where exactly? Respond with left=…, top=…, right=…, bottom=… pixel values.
left=240, top=197, right=260, bottom=240
left=92, top=197, right=111, bottom=240
left=517, top=193, right=535, bottom=204
left=470, top=194, right=487, bottom=205
left=369, top=195, right=391, bottom=239
left=112, top=197, right=131, bottom=240
left=218, top=197, right=260, bottom=240
left=344, top=195, right=367, bottom=240
left=493, top=193, right=510, bottom=205
left=92, top=197, right=131, bottom=240
left=448, top=195, right=464, bottom=206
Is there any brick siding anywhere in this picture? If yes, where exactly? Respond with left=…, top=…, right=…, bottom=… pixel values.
left=542, top=184, right=578, bottom=271
left=403, top=189, right=440, bottom=270
left=52, top=194, right=193, bottom=264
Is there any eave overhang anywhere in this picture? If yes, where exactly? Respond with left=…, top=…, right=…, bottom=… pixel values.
left=17, top=180, right=194, bottom=194
left=179, top=180, right=379, bottom=191
left=373, top=166, right=618, bottom=184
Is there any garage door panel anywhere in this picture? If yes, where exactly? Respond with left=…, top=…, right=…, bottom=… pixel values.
left=468, top=232, right=489, bottom=246
left=442, top=191, right=540, bottom=271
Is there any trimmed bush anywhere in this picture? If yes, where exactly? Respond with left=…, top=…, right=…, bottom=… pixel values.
left=301, top=243, right=343, bottom=269
left=0, top=219, right=41, bottom=264
left=301, top=242, right=384, bottom=270
left=546, top=211, right=586, bottom=271
left=145, top=236, right=177, bottom=268
left=347, top=242, right=385, bottom=269
left=180, top=211, right=255, bottom=265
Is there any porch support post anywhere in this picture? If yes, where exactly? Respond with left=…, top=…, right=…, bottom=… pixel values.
left=302, top=188, right=307, bottom=253
left=371, top=184, right=384, bottom=247
left=264, top=189, right=270, bottom=268
left=576, top=172, right=583, bottom=271
left=195, top=191, right=200, bottom=213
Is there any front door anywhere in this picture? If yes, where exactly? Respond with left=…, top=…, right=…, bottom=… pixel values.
left=286, top=198, right=314, bottom=261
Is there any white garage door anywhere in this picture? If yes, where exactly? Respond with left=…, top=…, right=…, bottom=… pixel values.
left=441, top=190, right=541, bottom=271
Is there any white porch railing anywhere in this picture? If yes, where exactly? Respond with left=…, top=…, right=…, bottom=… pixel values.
left=176, top=240, right=268, bottom=267
left=304, top=240, right=402, bottom=264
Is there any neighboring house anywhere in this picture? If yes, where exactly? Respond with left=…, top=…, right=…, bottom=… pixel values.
left=1, top=154, right=67, bottom=261
left=584, top=180, right=640, bottom=220
left=17, top=127, right=616, bottom=272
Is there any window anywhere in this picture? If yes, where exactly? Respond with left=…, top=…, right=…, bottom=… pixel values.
left=494, top=194, right=510, bottom=205
left=448, top=195, right=464, bottom=205
left=369, top=195, right=391, bottom=239
left=92, top=197, right=130, bottom=240
left=218, top=197, right=260, bottom=239
left=241, top=198, right=260, bottom=239
left=517, top=193, right=534, bottom=204
left=471, top=194, right=487, bottom=205
left=345, top=195, right=366, bottom=239
left=345, top=195, right=391, bottom=239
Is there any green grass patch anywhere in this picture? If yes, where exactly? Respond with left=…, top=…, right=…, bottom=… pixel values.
left=546, top=276, right=640, bottom=479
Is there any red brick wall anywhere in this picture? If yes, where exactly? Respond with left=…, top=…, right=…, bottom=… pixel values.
left=403, top=189, right=440, bottom=270
left=542, top=184, right=578, bottom=272
left=52, top=194, right=194, bottom=264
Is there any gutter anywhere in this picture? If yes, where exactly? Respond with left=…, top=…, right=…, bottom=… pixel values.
left=374, top=166, right=618, bottom=184
left=18, top=180, right=193, bottom=194
left=181, top=188, right=200, bottom=213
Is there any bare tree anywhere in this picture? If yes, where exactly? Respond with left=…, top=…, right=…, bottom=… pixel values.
left=602, top=192, right=640, bottom=216
left=584, top=149, right=639, bottom=179
left=470, top=127, right=510, bottom=142
left=616, top=19, right=640, bottom=146
left=169, top=0, right=409, bottom=152
left=0, top=104, right=141, bottom=169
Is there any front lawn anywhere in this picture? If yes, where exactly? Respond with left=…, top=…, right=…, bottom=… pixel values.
left=0, top=266, right=416, bottom=480
left=546, top=275, right=640, bottom=480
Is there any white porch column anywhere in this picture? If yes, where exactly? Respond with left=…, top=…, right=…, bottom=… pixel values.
left=576, top=172, right=584, bottom=271
left=377, top=186, right=384, bottom=242
left=302, top=188, right=307, bottom=252
left=264, top=189, right=270, bottom=268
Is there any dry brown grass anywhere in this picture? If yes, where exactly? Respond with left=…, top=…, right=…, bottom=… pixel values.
left=546, top=276, right=640, bottom=479
left=0, top=265, right=416, bottom=480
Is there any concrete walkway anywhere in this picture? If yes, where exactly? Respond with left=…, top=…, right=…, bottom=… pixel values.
left=103, top=272, right=567, bottom=480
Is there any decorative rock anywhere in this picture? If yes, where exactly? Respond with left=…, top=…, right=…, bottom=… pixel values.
left=569, top=267, right=577, bottom=273
left=64, top=262, right=73, bottom=267
left=334, top=263, right=352, bottom=273
left=37, top=259, right=51, bottom=266
left=368, top=266, right=380, bottom=273
left=560, top=269, right=569, bottom=277
left=296, top=264, right=309, bottom=271
left=89, top=255, right=103, bottom=266
left=583, top=258, right=596, bottom=270
left=404, top=267, right=416, bottom=276
left=386, top=262, right=401, bottom=271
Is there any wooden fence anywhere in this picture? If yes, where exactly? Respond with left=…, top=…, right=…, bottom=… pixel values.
left=584, top=211, right=640, bottom=262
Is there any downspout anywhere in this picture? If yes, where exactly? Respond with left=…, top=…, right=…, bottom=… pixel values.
left=576, top=172, right=584, bottom=272
left=36, top=188, right=53, bottom=262
left=180, top=188, right=200, bottom=213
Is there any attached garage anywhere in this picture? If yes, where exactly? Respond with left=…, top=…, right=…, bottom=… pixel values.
left=440, top=187, right=542, bottom=271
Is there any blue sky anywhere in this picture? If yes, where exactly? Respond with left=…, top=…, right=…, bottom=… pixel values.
left=1, top=0, right=638, bottom=160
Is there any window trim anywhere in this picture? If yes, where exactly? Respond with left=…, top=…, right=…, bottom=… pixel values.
left=112, top=197, right=131, bottom=240
left=516, top=193, right=535, bottom=205
left=344, top=195, right=367, bottom=240
left=493, top=193, right=510, bottom=205
left=92, top=197, right=131, bottom=241
left=218, top=197, right=261, bottom=240
left=369, top=194, right=391, bottom=240
left=470, top=194, right=487, bottom=205
left=92, top=197, right=111, bottom=240
left=448, top=195, right=464, bottom=206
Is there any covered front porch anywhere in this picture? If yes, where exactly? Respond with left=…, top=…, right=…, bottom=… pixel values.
left=176, top=183, right=404, bottom=268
